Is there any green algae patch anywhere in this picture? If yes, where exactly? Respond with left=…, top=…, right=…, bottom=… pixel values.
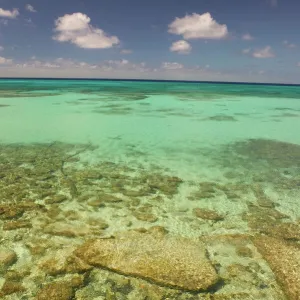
left=74, top=231, right=219, bottom=292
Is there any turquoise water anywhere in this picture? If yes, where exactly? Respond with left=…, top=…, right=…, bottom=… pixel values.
left=0, top=79, right=299, bottom=299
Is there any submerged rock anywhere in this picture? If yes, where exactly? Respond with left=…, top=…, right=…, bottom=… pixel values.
left=44, top=222, right=90, bottom=237
left=253, top=235, right=300, bottom=300
left=260, top=222, right=300, bottom=241
left=0, top=248, right=17, bottom=270
left=0, top=204, right=24, bottom=219
left=207, top=115, right=237, bottom=122
left=45, top=194, right=68, bottom=204
left=97, top=193, right=123, bottom=203
left=74, top=231, right=219, bottom=291
left=36, top=282, right=74, bottom=300
left=3, top=220, right=32, bottom=230
left=133, top=212, right=158, bottom=223
left=40, top=255, right=92, bottom=275
left=232, top=139, right=300, bottom=168
left=193, top=208, right=224, bottom=221
left=0, top=280, right=25, bottom=297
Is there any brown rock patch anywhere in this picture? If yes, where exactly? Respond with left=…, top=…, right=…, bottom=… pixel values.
left=36, top=282, right=74, bottom=300
left=253, top=235, right=300, bottom=300
left=0, top=280, right=25, bottom=297
left=74, top=231, right=219, bottom=291
left=3, top=220, right=32, bottom=230
left=0, top=249, right=17, bottom=269
left=44, top=222, right=90, bottom=237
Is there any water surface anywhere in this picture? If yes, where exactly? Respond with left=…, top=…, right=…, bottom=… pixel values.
left=0, top=79, right=299, bottom=299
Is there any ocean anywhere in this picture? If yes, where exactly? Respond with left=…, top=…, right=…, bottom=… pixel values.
left=0, top=79, right=299, bottom=299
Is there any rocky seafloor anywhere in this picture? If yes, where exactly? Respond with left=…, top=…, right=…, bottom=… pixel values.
left=0, top=139, right=299, bottom=299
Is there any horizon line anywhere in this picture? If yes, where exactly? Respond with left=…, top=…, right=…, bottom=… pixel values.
left=0, top=77, right=300, bottom=87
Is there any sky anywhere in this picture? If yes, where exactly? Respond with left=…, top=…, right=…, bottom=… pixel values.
left=0, top=0, right=299, bottom=83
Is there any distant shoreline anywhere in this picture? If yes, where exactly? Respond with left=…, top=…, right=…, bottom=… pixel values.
left=0, top=77, right=299, bottom=87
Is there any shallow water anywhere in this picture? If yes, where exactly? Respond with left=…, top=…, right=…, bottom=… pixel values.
left=0, top=79, right=299, bottom=299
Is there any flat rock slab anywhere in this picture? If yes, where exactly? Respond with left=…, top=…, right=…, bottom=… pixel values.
left=74, top=231, right=219, bottom=291
left=253, top=235, right=300, bottom=300
left=44, top=222, right=90, bottom=237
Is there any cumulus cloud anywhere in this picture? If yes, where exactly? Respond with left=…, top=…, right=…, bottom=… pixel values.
left=168, top=13, right=228, bottom=40
left=0, top=8, right=19, bottom=18
left=162, top=62, right=184, bottom=70
left=170, top=40, right=191, bottom=54
left=25, top=4, right=37, bottom=13
left=242, top=34, right=254, bottom=41
left=252, top=46, right=275, bottom=58
left=120, top=49, right=132, bottom=54
left=53, top=13, right=120, bottom=49
left=0, top=56, right=13, bottom=64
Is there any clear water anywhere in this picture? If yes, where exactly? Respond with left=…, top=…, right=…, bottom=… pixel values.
left=0, top=79, right=299, bottom=299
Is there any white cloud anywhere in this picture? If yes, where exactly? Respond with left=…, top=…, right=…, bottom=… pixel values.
left=25, top=4, right=37, bottom=13
left=297, top=62, right=300, bottom=67
left=242, top=34, right=254, bottom=41
left=12, top=58, right=151, bottom=75
left=53, top=13, right=120, bottom=49
left=252, top=46, right=275, bottom=58
left=242, top=48, right=251, bottom=54
left=168, top=12, right=228, bottom=40
left=120, top=49, right=132, bottom=54
left=1, top=57, right=298, bottom=84
left=283, top=40, right=296, bottom=48
left=0, top=8, right=19, bottom=18
left=0, top=56, right=13, bottom=64
left=162, top=62, right=184, bottom=70
left=42, top=63, right=60, bottom=68
left=170, top=40, right=192, bottom=54
left=0, top=46, right=3, bottom=51
left=106, top=59, right=129, bottom=66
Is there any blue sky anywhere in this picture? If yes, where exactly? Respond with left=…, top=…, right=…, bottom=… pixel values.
left=0, top=0, right=299, bottom=83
